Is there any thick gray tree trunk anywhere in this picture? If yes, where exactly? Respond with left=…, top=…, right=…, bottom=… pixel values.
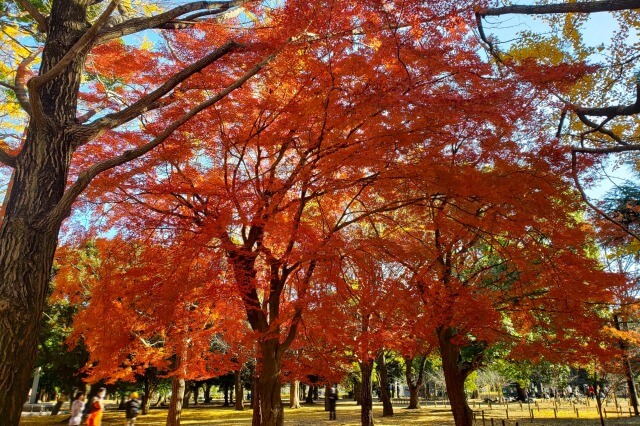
left=235, top=370, right=245, bottom=411
left=0, top=1, right=90, bottom=423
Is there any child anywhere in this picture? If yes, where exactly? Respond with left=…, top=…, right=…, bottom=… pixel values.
left=125, top=391, right=142, bottom=426
left=68, top=392, right=85, bottom=426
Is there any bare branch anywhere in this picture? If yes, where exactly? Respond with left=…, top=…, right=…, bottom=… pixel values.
left=94, top=0, right=248, bottom=45
left=0, top=82, right=18, bottom=92
left=42, top=53, right=274, bottom=229
left=14, top=0, right=48, bottom=32
left=14, top=48, right=41, bottom=115
left=571, top=150, right=640, bottom=241
left=478, top=1, right=640, bottom=17
left=478, top=1, right=640, bottom=151
left=575, top=113, right=624, bottom=143
left=76, top=40, right=240, bottom=146
left=573, top=144, right=640, bottom=154
left=474, top=13, right=502, bottom=62
left=575, top=102, right=640, bottom=118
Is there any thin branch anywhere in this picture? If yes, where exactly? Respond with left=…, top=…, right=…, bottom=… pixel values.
left=14, top=48, right=41, bottom=114
left=41, top=53, right=274, bottom=230
left=474, top=13, right=502, bottom=62
left=571, top=150, right=640, bottom=241
left=76, top=40, right=240, bottom=146
left=14, top=0, right=48, bottom=32
left=94, top=0, right=248, bottom=45
left=576, top=113, right=625, bottom=143
left=0, top=81, right=18, bottom=92
left=478, top=1, right=640, bottom=17
left=556, top=108, right=567, bottom=138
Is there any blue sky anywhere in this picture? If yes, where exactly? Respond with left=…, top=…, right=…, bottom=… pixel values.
left=483, top=6, right=636, bottom=200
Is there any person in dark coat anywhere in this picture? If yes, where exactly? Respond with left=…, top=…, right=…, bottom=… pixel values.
left=328, top=387, right=338, bottom=420
left=124, top=392, right=141, bottom=426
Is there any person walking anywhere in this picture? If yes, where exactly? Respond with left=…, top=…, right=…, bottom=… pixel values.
left=86, top=387, right=106, bottom=426
left=124, top=392, right=142, bottom=426
left=68, top=392, right=85, bottom=426
left=328, top=386, right=338, bottom=420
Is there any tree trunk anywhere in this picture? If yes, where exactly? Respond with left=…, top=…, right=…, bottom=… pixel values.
left=439, top=328, right=474, bottom=426
left=255, top=339, right=284, bottom=426
left=408, top=384, right=420, bottom=409
left=404, top=355, right=427, bottom=409
left=515, top=383, right=527, bottom=401
left=593, top=374, right=606, bottom=426
left=155, top=392, right=166, bottom=407
left=142, top=391, right=152, bottom=415
left=235, top=370, right=245, bottom=411
left=360, top=359, right=375, bottom=426
left=290, top=380, right=301, bottom=409
left=51, top=397, right=64, bottom=415
left=192, top=383, right=199, bottom=405
left=0, top=0, right=96, bottom=422
left=615, top=315, right=639, bottom=416
left=142, top=378, right=157, bottom=415
left=376, top=351, right=393, bottom=417
left=182, top=380, right=192, bottom=408
left=354, top=376, right=363, bottom=405
left=204, top=382, right=212, bottom=404
left=252, top=370, right=261, bottom=426
left=305, top=384, right=314, bottom=404
left=324, top=384, right=330, bottom=411
left=166, top=376, right=186, bottom=426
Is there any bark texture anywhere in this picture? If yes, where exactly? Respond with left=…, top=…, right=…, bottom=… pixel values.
left=290, top=381, right=301, bottom=409
left=359, top=360, right=375, bottom=426
left=376, top=351, right=393, bottom=417
left=404, top=355, right=427, bottom=409
left=480, top=0, right=640, bottom=16
left=235, top=370, right=245, bottom=411
left=0, top=1, right=90, bottom=423
left=166, top=376, right=186, bottom=426
left=615, top=315, right=640, bottom=416
left=257, top=340, right=284, bottom=426
left=438, top=327, right=474, bottom=426
left=0, top=1, right=256, bottom=423
left=142, top=377, right=157, bottom=414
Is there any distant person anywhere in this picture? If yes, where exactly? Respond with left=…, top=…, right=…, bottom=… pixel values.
left=124, top=392, right=141, bottom=425
left=328, top=386, right=338, bottom=420
left=86, top=387, right=106, bottom=426
left=68, top=392, right=85, bottom=426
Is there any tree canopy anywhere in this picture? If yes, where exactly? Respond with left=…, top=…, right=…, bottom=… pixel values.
left=1, top=1, right=639, bottom=426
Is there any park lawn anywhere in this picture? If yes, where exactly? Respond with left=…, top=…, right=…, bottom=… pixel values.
left=19, top=402, right=640, bottom=425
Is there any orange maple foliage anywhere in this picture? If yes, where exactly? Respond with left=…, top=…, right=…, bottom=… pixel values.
left=50, top=2, right=632, bottom=426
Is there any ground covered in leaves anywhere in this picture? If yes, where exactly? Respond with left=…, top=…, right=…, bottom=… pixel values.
left=20, top=400, right=640, bottom=425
